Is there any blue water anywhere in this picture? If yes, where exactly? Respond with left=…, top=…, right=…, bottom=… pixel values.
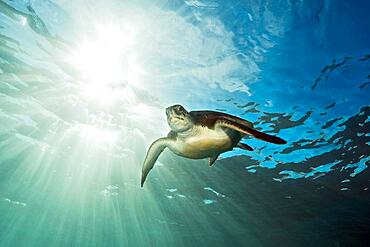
left=0, top=0, right=369, bottom=246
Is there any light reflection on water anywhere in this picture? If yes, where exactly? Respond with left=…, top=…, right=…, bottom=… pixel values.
left=0, top=0, right=369, bottom=246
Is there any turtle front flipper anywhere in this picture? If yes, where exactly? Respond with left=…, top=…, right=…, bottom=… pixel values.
left=215, top=120, right=287, bottom=145
left=141, top=137, right=172, bottom=187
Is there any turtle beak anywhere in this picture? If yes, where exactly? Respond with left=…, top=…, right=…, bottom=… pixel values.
left=165, top=107, right=171, bottom=117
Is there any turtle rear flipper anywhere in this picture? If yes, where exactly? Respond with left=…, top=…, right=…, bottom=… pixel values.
left=209, top=155, right=220, bottom=166
left=237, top=143, right=254, bottom=151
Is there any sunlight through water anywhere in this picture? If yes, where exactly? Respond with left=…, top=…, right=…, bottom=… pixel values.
left=0, top=0, right=369, bottom=246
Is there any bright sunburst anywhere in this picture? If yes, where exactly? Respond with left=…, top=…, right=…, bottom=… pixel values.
left=68, top=23, right=139, bottom=104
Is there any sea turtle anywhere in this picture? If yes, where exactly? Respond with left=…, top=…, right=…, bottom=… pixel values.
left=141, top=104, right=287, bottom=187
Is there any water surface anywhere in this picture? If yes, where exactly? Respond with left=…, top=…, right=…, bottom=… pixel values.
left=0, top=0, right=369, bottom=246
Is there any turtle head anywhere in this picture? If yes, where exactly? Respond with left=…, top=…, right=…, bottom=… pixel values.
left=166, top=105, right=193, bottom=132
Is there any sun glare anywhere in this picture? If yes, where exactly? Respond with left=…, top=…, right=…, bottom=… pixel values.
left=72, top=124, right=117, bottom=143
left=68, top=23, right=139, bottom=103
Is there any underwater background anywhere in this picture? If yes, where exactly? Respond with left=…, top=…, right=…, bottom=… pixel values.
left=0, top=0, right=369, bottom=246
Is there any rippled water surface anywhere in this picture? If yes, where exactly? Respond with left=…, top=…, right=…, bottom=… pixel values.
left=0, top=0, right=369, bottom=246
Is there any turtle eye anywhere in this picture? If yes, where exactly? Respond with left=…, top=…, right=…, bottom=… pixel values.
left=177, top=105, right=185, bottom=113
